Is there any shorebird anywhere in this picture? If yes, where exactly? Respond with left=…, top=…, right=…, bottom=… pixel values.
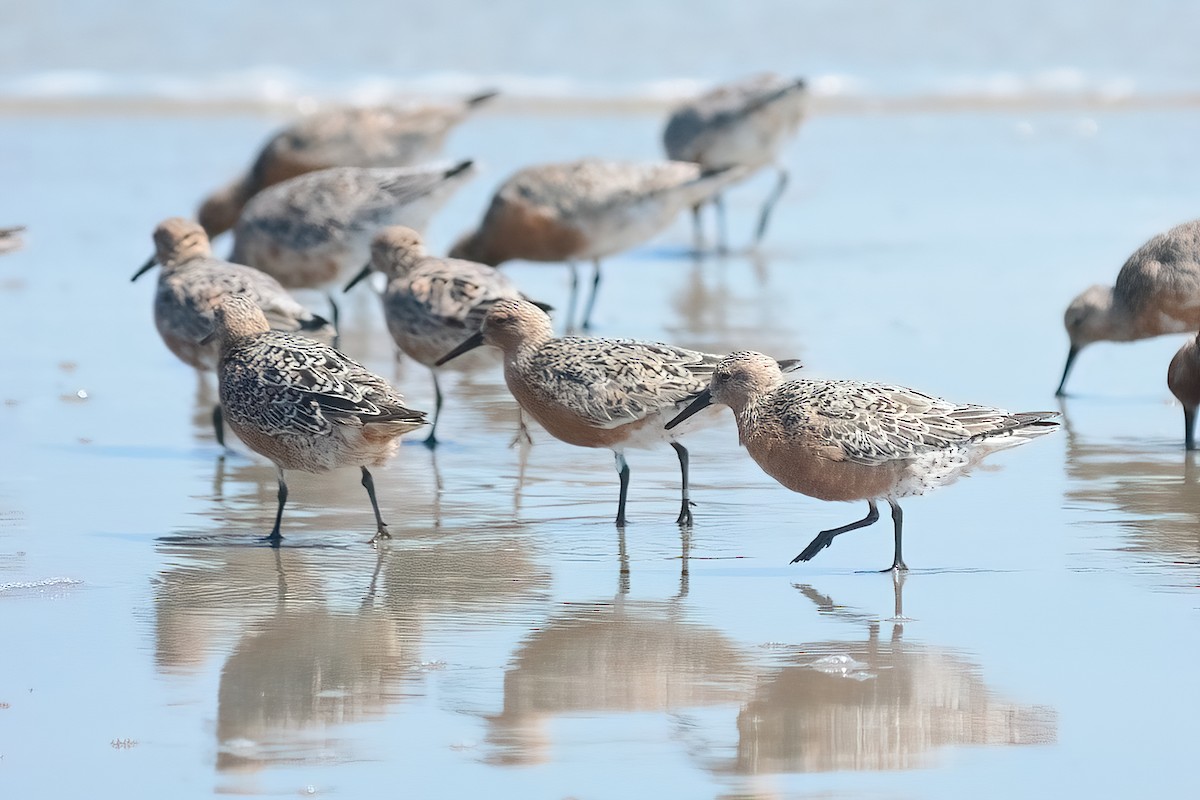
left=132, top=217, right=335, bottom=446
left=436, top=299, right=721, bottom=526
left=663, top=74, right=806, bottom=251
left=668, top=352, right=1059, bottom=571
left=1058, top=218, right=1200, bottom=395
left=213, top=295, right=426, bottom=544
left=230, top=160, right=476, bottom=326
left=448, top=158, right=744, bottom=329
left=1167, top=331, right=1200, bottom=450
left=198, top=91, right=497, bottom=238
left=0, top=225, right=25, bottom=255
left=344, top=226, right=548, bottom=446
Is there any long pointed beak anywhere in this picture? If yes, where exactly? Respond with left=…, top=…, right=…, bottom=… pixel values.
left=435, top=331, right=486, bottom=366
left=131, top=254, right=157, bottom=282
left=343, top=263, right=372, bottom=293
left=666, top=388, right=714, bottom=430
left=1055, top=345, right=1080, bottom=397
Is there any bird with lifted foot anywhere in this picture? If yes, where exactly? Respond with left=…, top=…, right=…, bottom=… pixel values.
left=668, top=352, right=1059, bottom=571
left=213, top=295, right=426, bottom=544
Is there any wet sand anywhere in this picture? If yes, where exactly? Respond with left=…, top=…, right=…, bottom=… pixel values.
left=1, top=103, right=1199, bottom=798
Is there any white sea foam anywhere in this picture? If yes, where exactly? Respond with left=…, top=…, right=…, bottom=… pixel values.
left=0, top=68, right=1162, bottom=112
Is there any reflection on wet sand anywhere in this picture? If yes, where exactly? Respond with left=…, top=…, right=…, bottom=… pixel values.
left=1059, top=402, right=1200, bottom=578
left=155, top=518, right=552, bottom=775
left=716, top=577, right=1057, bottom=775
left=667, top=253, right=801, bottom=358
left=484, top=567, right=754, bottom=765
left=216, top=602, right=414, bottom=771
left=154, top=544, right=323, bottom=671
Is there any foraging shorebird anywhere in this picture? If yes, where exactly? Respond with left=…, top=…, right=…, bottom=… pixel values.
left=449, top=158, right=744, bottom=329
left=344, top=226, right=549, bottom=446
left=1167, top=331, right=1200, bottom=450
left=213, top=295, right=426, bottom=543
left=230, top=160, right=476, bottom=326
left=1058, top=218, right=1200, bottom=396
left=668, top=352, right=1059, bottom=570
left=198, top=91, right=497, bottom=238
left=132, top=217, right=335, bottom=446
left=663, top=74, right=806, bottom=251
left=436, top=299, right=721, bottom=526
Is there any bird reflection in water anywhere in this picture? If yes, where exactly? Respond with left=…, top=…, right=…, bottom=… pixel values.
left=214, top=548, right=418, bottom=773
left=713, top=574, right=1057, bottom=775
left=1057, top=399, right=1200, bottom=581
left=483, top=561, right=752, bottom=765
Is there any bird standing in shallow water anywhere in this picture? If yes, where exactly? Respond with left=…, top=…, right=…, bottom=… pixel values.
left=230, top=160, right=476, bottom=327
left=198, top=91, right=497, bottom=238
left=449, top=158, right=744, bottom=330
left=343, top=226, right=549, bottom=446
left=213, top=295, right=426, bottom=544
left=1167, top=331, right=1200, bottom=450
left=663, top=74, right=806, bottom=252
left=668, top=352, right=1059, bottom=571
left=437, top=299, right=721, bottom=526
left=132, top=217, right=335, bottom=447
left=1058, top=218, right=1200, bottom=395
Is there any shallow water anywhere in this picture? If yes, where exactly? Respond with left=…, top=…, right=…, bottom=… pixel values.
left=3, top=32, right=1200, bottom=800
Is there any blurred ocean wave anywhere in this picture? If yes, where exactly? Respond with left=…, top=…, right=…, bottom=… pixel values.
left=0, top=67, right=1186, bottom=116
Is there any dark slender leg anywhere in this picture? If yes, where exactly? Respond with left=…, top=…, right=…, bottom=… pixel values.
left=266, top=467, right=287, bottom=545
left=1185, top=405, right=1197, bottom=451
left=614, top=451, right=630, bottom=527
left=690, top=203, right=705, bottom=252
left=670, top=441, right=694, bottom=526
left=423, top=370, right=443, bottom=448
left=754, top=167, right=789, bottom=246
left=361, top=467, right=390, bottom=543
left=580, top=259, right=602, bottom=330
left=792, top=500, right=879, bottom=563
left=882, top=499, right=907, bottom=572
left=212, top=405, right=226, bottom=448
left=327, top=293, right=340, bottom=332
left=715, top=194, right=728, bottom=254
left=565, top=261, right=580, bottom=332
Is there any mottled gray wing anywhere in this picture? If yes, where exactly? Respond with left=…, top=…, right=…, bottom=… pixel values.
left=513, top=160, right=699, bottom=218
left=664, top=74, right=795, bottom=160
left=241, top=166, right=450, bottom=249
left=1115, top=218, right=1200, bottom=316
left=165, top=259, right=318, bottom=341
left=526, top=337, right=719, bottom=428
left=782, top=380, right=1017, bottom=466
left=222, top=332, right=419, bottom=435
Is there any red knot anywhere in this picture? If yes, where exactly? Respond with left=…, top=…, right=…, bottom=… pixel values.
left=213, top=295, right=426, bottom=544
left=448, top=158, right=744, bottom=329
left=344, top=226, right=549, bottom=447
left=1058, top=218, right=1200, bottom=395
left=1168, top=331, right=1200, bottom=450
left=668, top=351, right=1059, bottom=571
left=436, top=298, right=722, bottom=526
left=663, top=74, right=806, bottom=252
left=229, top=160, right=476, bottom=327
left=132, top=217, right=335, bottom=447
left=198, top=91, right=497, bottom=237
